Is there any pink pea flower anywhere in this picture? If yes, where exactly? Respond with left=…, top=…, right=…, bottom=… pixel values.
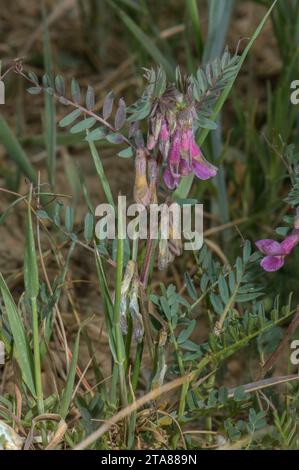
left=147, top=107, right=218, bottom=190
left=255, top=230, right=299, bottom=272
left=163, top=167, right=181, bottom=190
left=163, top=127, right=217, bottom=189
left=190, top=136, right=218, bottom=181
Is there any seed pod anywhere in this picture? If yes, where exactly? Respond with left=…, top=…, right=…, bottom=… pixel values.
left=151, top=329, right=167, bottom=389
left=158, top=238, right=170, bottom=271
left=168, top=239, right=182, bottom=257
left=120, top=297, right=128, bottom=335
left=134, top=148, right=151, bottom=206
left=119, top=261, right=136, bottom=334
left=129, top=280, right=144, bottom=343
left=121, top=260, right=135, bottom=294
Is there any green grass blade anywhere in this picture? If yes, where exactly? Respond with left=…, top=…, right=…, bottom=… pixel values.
left=212, top=125, right=230, bottom=232
left=113, top=205, right=128, bottom=406
left=0, top=196, right=25, bottom=225
left=186, top=0, right=204, bottom=58
left=24, top=186, right=44, bottom=413
left=24, top=187, right=39, bottom=299
left=203, top=0, right=235, bottom=63
left=0, top=273, right=36, bottom=396
left=62, top=152, right=81, bottom=204
left=87, top=137, right=115, bottom=208
left=106, top=0, right=174, bottom=78
left=202, top=0, right=235, bottom=232
left=59, top=330, right=80, bottom=419
left=0, top=115, right=37, bottom=183
left=42, top=2, right=57, bottom=187
left=94, top=250, right=115, bottom=344
left=174, top=0, right=278, bottom=200
left=41, top=241, right=76, bottom=361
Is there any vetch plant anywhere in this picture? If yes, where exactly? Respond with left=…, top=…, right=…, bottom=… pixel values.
left=1, top=0, right=299, bottom=452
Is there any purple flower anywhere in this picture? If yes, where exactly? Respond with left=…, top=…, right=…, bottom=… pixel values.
left=162, top=125, right=217, bottom=189
left=255, top=230, right=299, bottom=272
left=147, top=107, right=218, bottom=190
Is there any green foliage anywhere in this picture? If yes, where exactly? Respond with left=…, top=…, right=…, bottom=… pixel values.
left=274, top=411, right=299, bottom=449
left=24, top=188, right=39, bottom=299
left=0, top=273, right=35, bottom=396
left=0, top=116, right=37, bottom=183
left=189, top=48, right=241, bottom=130
left=26, top=72, right=129, bottom=154
left=42, top=3, right=56, bottom=187
left=59, top=331, right=80, bottom=419
left=1, top=0, right=299, bottom=451
left=284, top=144, right=299, bottom=207
left=195, top=241, right=263, bottom=329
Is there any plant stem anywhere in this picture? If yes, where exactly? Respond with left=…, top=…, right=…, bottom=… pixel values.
left=169, top=323, right=187, bottom=415
left=168, top=321, right=188, bottom=447
left=215, top=280, right=240, bottom=334
left=131, top=342, right=144, bottom=392
left=31, top=296, right=44, bottom=414
left=132, top=237, right=139, bottom=262
left=127, top=341, right=143, bottom=449
left=113, top=205, right=128, bottom=407
left=205, top=374, right=216, bottom=443
left=140, top=238, right=154, bottom=287
left=87, top=138, right=115, bottom=208
left=111, top=364, right=118, bottom=407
